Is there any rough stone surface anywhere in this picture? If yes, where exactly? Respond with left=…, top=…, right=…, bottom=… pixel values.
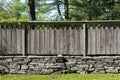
left=0, top=56, right=120, bottom=74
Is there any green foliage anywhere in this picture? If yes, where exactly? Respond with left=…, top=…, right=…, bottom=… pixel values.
left=0, top=0, right=28, bottom=21
left=0, top=18, right=28, bottom=22
left=0, top=0, right=120, bottom=21
left=69, top=0, right=120, bottom=20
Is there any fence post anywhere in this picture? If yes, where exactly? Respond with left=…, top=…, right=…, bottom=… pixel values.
left=24, top=23, right=28, bottom=56
left=83, top=23, right=87, bottom=57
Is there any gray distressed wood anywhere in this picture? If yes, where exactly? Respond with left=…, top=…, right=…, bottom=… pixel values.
left=117, top=27, right=120, bottom=54
left=92, top=27, right=96, bottom=54
left=69, top=28, right=73, bottom=54
left=1, top=24, right=120, bottom=55
left=16, top=29, right=20, bottom=54
left=49, top=28, right=54, bottom=54
left=30, top=30, right=35, bottom=54
left=116, top=27, right=119, bottom=54
left=39, top=28, right=45, bottom=54
left=63, top=28, right=67, bottom=54
left=100, top=27, right=105, bottom=54
left=44, top=28, right=50, bottom=54
left=82, top=24, right=86, bottom=56
left=79, top=27, right=84, bottom=55
left=109, top=27, right=112, bottom=54
left=20, top=29, right=25, bottom=55
left=88, top=27, right=91, bottom=54
left=77, top=28, right=81, bottom=55
left=88, top=27, right=93, bottom=54
left=95, top=27, right=100, bottom=54
left=28, top=30, right=31, bottom=54
left=1, top=29, right=7, bottom=54
left=36, top=29, right=40, bottom=54
left=0, top=29, right=2, bottom=54
left=7, top=29, right=11, bottom=54
left=114, top=28, right=117, bottom=54
left=54, top=28, right=57, bottom=54
left=34, top=29, right=39, bottom=54
left=56, top=29, right=60, bottom=54
left=59, top=28, right=63, bottom=54
left=74, top=28, right=78, bottom=54
left=111, top=27, right=114, bottom=54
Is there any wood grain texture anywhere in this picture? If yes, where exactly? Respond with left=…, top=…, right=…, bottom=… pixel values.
left=0, top=25, right=120, bottom=55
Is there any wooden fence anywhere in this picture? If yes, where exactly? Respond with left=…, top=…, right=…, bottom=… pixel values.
left=0, top=21, right=120, bottom=56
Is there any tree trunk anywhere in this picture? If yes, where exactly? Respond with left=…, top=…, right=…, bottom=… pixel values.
left=28, top=0, right=36, bottom=20
left=56, top=0, right=62, bottom=17
left=64, top=0, right=69, bottom=20
left=88, top=0, right=92, bottom=20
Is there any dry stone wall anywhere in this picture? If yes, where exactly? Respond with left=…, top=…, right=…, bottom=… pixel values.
left=0, top=56, right=120, bottom=74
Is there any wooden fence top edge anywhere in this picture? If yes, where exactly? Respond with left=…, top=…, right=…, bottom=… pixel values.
left=24, top=20, right=120, bottom=24
left=1, top=20, right=120, bottom=24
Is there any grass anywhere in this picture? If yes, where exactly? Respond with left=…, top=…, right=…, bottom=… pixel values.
left=0, top=74, right=120, bottom=80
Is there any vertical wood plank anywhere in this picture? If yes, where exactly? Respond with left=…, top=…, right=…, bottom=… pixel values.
left=69, top=28, right=74, bottom=54
left=39, top=28, right=44, bottom=54
left=113, top=27, right=117, bottom=54
left=105, top=27, right=108, bottom=54
left=111, top=27, right=114, bottom=54
left=34, top=29, right=39, bottom=54
left=21, top=29, right=25, bottom=55
left=56, top=29, right=60, bottom=54
left=117, top=27, right=120, bottom=54
left=77, top=27, right=81, bottom=55
left=74, top=28, right=78, bottom=54
left=88, top=27, right=91, bottom=54
left=49, top=28, right=54, bottom=54
left=109, top=27, right=112, bottom=54
left=82, top=24, right=86, bottom=56
left=89, top=27, right=93, bottom=54
left=95, top=27, right=100, bottom=54
left=14, top=29, right=17, bottom=54
left=92, top=27, right=96, bottom=54
left=45, top=28, right=50, bottom=54
left=16, top=29, right=20, bottom=54
left=11, top=29, right=15, bottom=54
left=59, top=28, right=63, bottom=54
left=28, top=29, right=30, bottom=54
left=30, top=30, right=34, bottom=54
left=0, top=29, right=2, bottom=54
left=100, top=27, right=105, bottom=54
left=67, top=28, right=70, bottom=54
left=28, top=30, right=31, bottom=54
left=34, top=29, right=37, bottom=54
left=36, top=29, right=40, bottom=54
left=54, top=28, right=57, bottom=54
left=7, top=29, right=12, bottom=54
left=105, top=27, right=110, bottom=55
left=63, top=28, right=67, bottom=54
left=2, top=29, right=7, bottom=54
left=116, top=27, right=119, bottom=54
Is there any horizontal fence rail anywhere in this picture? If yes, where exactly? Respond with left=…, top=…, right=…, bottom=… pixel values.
left=0, top=20, right=120, bottom=56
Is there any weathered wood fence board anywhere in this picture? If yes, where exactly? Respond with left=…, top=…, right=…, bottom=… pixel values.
left=87, top=27, right=120, bottom=55
left=0, top=27, right=120, bottom=55
left=0, top=21, right=120, bottom=56
left=27, top=28, right=85, bottom=55
left=0, top=29, right=25, bottom=55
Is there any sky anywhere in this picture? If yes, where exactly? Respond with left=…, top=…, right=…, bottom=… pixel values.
left=21, top=0, right=25, bottom=3
left=6, top=0, right=25, bottom=3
